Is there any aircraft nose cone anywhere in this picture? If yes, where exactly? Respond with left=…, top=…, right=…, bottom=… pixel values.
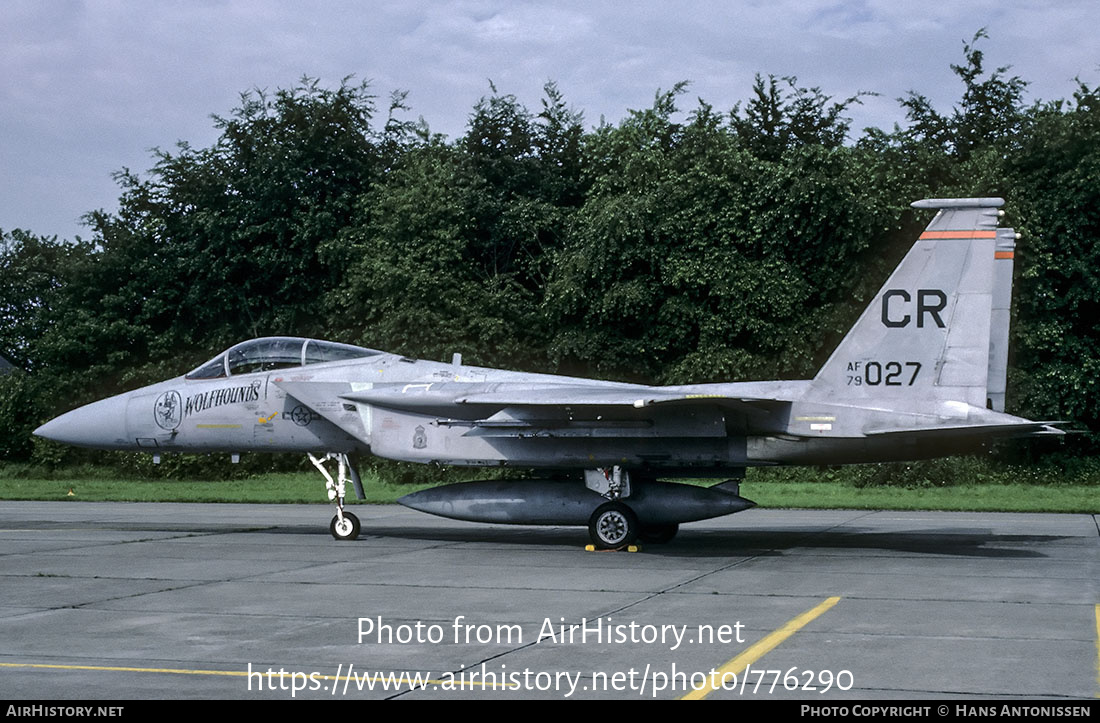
left=34, top=394, right=130, bottom=449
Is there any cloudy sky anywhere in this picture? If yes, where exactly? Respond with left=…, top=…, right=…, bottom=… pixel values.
left=2, top=1, right=1098, bottom=242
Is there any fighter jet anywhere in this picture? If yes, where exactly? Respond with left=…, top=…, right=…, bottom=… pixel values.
left=34, top=198, right=1061, bottom=547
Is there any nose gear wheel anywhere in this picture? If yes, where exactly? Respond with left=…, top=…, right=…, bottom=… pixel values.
left=330, top=511, right=361, bottom=540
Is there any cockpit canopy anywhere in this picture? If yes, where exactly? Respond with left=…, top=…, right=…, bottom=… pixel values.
left=185, top=337, right=381, bottom=379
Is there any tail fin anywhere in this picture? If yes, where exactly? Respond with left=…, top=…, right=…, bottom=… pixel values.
left=986, top=227, right=1017, bottom=411
left=810, top=198, right=1011, bottom=411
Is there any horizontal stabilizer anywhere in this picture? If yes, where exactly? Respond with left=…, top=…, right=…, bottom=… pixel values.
left=864, top=421, right=1065, bottom=439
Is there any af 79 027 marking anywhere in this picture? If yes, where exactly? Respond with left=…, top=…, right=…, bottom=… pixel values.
left=846, top=361, right=922, bottom=386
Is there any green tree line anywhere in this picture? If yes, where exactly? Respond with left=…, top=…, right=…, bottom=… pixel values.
left=3, top=34, right=1098, bottom=472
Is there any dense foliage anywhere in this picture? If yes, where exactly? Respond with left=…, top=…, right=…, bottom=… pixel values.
left=4, top=35, right=1099, bottom=473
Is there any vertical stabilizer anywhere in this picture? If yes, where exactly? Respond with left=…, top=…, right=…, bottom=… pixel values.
left=986, top=227, right=1017, bottom=412
left=809, top=198, right=1005, bottom=411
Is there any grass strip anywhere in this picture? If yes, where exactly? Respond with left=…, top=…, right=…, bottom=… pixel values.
left=0, top=473, right=1095, bottom=513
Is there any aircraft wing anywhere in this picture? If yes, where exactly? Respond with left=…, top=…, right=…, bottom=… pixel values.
left=268, top=381, right=788, bottom=443
left=461, top=389, right=782, bottom=410
left=335, top=384, right=789, bottom=438
left=337, top=383, right=780, bottom=410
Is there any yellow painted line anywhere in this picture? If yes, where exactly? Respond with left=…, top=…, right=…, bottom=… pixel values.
left=195, top=424, right=242, bottom=429
left=680, top=596, right=841, bottom=701
left=0, top=662, right=513, bottom=689
left=0, top=662, right=243, bottom=677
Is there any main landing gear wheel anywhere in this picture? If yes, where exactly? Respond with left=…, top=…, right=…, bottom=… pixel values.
left=588, top=502, right=638, bottom=549
left=638, top=523, right=679, bottom=544
left=330, top=511, right=361, bottom=541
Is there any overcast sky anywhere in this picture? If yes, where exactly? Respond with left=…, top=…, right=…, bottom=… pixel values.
left=2, top=1, right=1098, bottom=242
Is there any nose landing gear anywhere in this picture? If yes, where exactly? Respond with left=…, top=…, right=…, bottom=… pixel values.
left=309, top=452, right=361, bottom=541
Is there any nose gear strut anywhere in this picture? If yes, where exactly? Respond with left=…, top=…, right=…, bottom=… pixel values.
left=309, top=452, right=361, bottom=540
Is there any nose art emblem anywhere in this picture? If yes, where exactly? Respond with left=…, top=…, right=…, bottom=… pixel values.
left=153, top=391, right=183, bottom=430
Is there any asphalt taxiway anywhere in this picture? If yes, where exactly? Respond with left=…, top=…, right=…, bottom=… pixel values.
left=0, top=501, right=1097, bottom=700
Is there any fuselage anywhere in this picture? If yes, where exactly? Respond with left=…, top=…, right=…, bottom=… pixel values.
left=35, top=340, right=1015, bottom=475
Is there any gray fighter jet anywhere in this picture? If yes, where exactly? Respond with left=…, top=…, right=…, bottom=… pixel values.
left=34, top=198, right=1061, bottom=547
